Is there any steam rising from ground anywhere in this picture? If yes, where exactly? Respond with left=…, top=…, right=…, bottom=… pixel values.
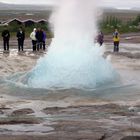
left=52, top=0, right=99, bottom=45
left=28, top=0, right=118, bottom=89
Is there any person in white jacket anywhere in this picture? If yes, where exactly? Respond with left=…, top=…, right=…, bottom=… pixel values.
left=30, top=28, right=37, bottom=51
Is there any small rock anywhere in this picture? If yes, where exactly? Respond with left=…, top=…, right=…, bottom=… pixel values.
left=0, top=104, right=6, bottom=109
left=0, top=110, right=4, bottom=115
left=0, top=117, right=40, bottom=125
left=11, top=108, right=34, bottom=116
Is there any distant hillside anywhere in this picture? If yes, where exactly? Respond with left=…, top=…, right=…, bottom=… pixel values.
left=0, top=2, right=52, bottom=11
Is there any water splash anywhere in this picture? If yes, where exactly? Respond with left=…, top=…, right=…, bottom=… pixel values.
left=28, top=0, right=119, bottom=89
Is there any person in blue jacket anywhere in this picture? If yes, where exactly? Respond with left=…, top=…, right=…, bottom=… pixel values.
left=42, top=29, right=47, bottom=51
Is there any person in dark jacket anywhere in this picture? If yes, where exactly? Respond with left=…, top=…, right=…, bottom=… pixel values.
left=97, top=31, right=104, bottom=46
left=17, top=27, right=25, bottom=52
left=1, top=26, right=10, bottom=51
left=42, top=29, right=47, bottom=51
left=36, top=28, right=44, bottom=51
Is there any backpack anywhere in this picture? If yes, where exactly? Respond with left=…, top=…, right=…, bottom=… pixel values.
left=115, top=32, right=118, bottom=39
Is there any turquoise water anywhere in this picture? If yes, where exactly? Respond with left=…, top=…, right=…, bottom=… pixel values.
left=0, top=74, right=139, bottom=102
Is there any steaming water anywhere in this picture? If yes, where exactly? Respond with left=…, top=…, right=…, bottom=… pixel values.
left=0, top=4, right=139, bottom=137
left=2, top=0, right=138, bottom=106
left=1, top=0, right=138, bottom=106
left=27, top=0, right=119, bottom=89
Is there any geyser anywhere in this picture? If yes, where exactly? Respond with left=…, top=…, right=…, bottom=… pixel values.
left=28, top=0, right=119, bottom=89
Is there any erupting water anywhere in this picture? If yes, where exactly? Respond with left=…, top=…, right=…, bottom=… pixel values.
left=28, top=0, right=119, bottom=89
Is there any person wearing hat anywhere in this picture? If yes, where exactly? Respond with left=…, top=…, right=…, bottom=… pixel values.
left=30, top=28, right=37, bottom=51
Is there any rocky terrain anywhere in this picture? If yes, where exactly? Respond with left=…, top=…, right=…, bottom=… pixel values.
left=0, top=40, right=139, bottom=139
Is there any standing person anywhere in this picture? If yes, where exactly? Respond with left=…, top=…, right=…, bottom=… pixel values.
left=36, top=28, right=44, bottom=51
left=113, top=29, right=120, bottom=52
left=17, top=27, right=25, bottom=52
left=1, top=26, right=10, bottom=52
left=30, top=28, right=37, bottom=51
left=97, top=31, right=104, bottom=46
left=42, top=29, right=47, bottom=51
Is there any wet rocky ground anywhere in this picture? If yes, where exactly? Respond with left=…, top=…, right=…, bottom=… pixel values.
left=0, top=38, right=139, bottom=139
left=0, top=98, right=140, bottom=140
